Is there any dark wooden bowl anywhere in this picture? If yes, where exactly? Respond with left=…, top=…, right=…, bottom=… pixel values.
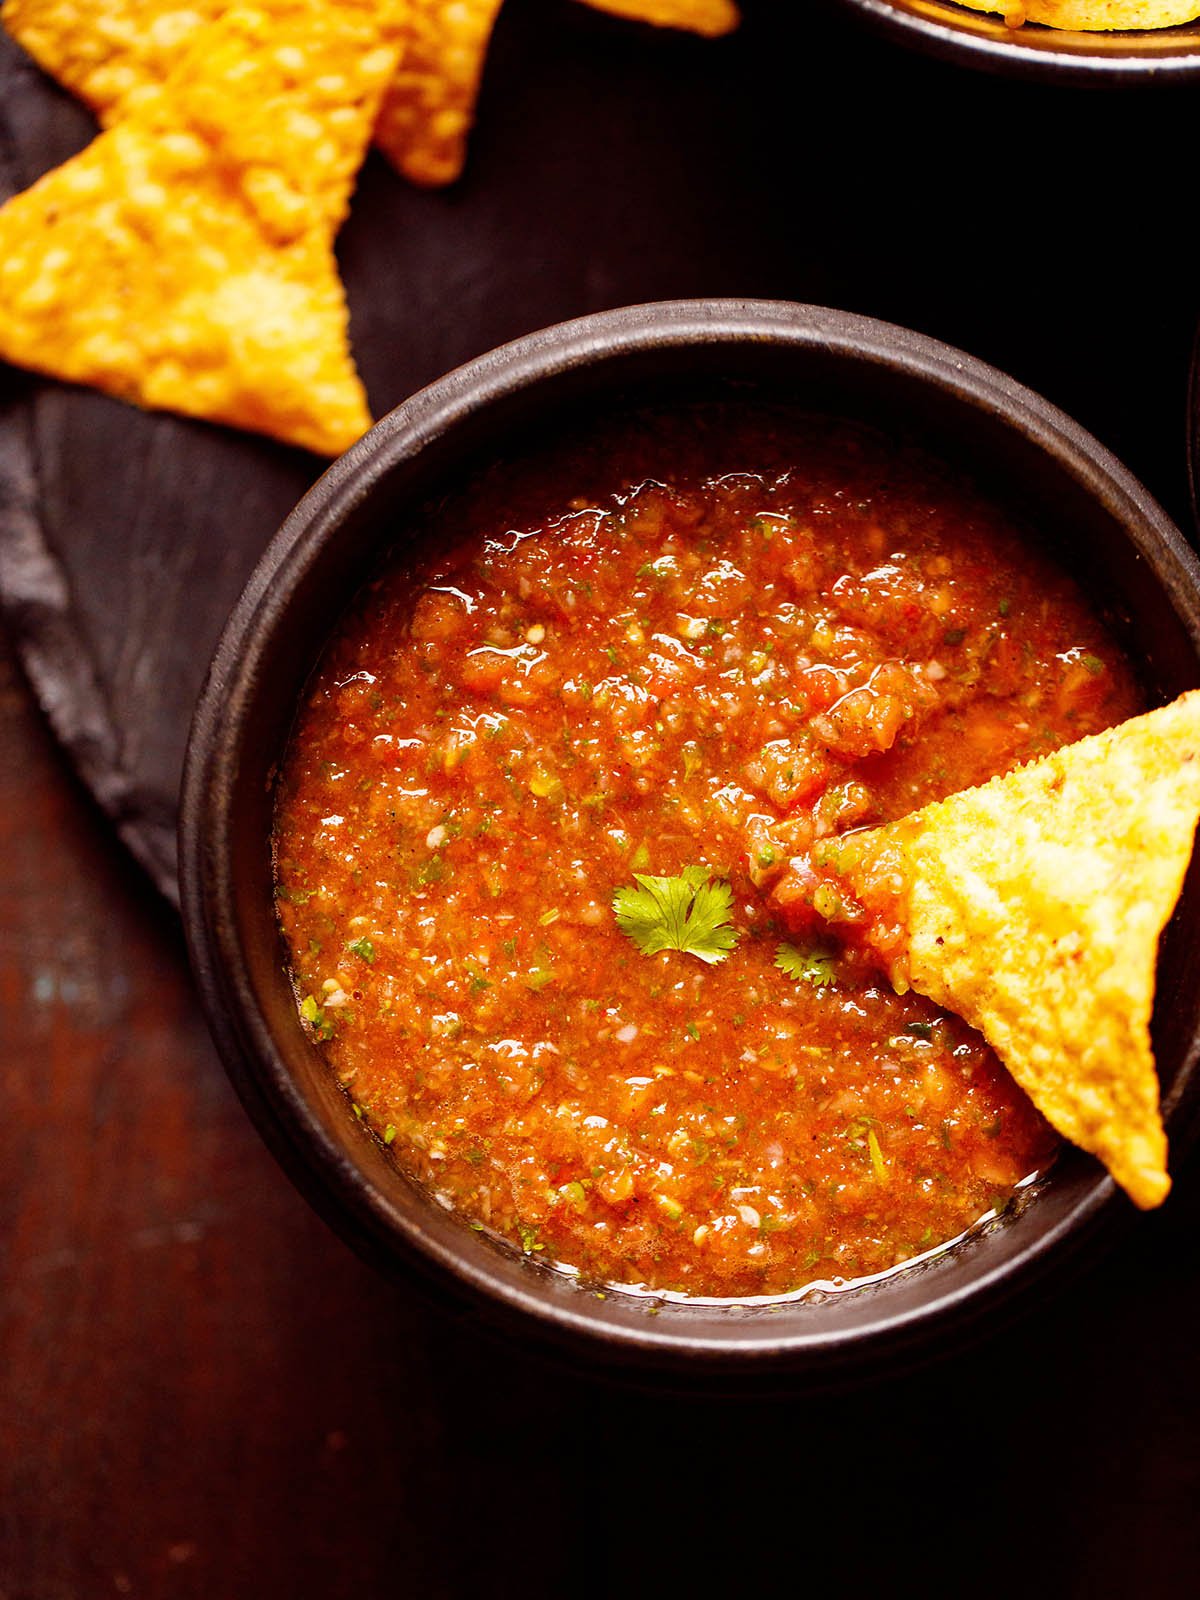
left=179, top=300, right=1200, bottom=1381
left=841, top=0, right=1200, bottom=80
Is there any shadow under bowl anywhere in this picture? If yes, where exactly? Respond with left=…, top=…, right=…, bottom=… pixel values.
left=179, top=299, right=1200, bottom=1383
left=840, top=0, right=1200, bottom=82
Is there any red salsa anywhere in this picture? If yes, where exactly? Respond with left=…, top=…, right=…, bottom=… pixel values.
left=274, top=407, right=1141, bottom=1298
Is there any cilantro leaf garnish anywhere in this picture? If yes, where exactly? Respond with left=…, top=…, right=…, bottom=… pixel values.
left=775, top=941, right=837, bottom=987
left=612, top=865, right=739, bottom=965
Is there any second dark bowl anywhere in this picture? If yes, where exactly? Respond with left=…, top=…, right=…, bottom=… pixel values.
left=841, top=0, right=1200, bottom=81
left=179, top=300, right=1200, bottom=1382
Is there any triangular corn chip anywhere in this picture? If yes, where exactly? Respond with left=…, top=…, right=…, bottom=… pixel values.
left=0, top=0, right=403, bottom=454
left=803, top=691, right=1200, bottom=1209
left=2, top=0, right=402, bottom=228
left=0, top=0, right=498, bottom=188
left=579, top=0, right=738, bottom=36
left=369, top=0, right=740, bottom=187
left=372, top=0, right=504, bottom=188
left=1, top=0, right=226, bottom=121
left=3, top=0, right=741, bottom=192
left=951, top=0, right=1200, bottom=29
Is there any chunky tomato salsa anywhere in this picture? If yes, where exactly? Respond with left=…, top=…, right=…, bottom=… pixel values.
left=273, top=407, right=1141, bottom=1299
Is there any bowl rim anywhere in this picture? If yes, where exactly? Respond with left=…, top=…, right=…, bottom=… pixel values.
left=179, top=297, right=1200, bottom=1369
left=838, top=0, right=1200, bottom=82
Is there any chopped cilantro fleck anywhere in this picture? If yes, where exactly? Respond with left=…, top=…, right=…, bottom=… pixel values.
left=416, top=855, right=446, bottom=886
left=637, top=556, right=677, bottom=579
left=612, top=865, right=740, bottom=966
left=775, top=942, right=836, bottom=987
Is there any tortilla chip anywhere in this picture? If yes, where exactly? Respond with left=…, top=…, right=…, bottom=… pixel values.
left=1, top=0, right=496, bottom=189
left=810, top=692, right=1200, bottom=1209
left=2, top=0, right=401, bottom=229
left=0, top=0, right=402, bottom=454
left=373, top=0, right=740, bottom=187
left=3, top=0, right=741, bottom=194
left=579, top=0, right=739, bottom=36
left=1, top=0, right=225, bottom=120
left=952, top=0, right=1200, bottom=29
left=371, top=0, right=503, bottom=187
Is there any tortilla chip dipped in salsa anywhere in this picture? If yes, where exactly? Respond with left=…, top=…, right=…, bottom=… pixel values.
left=955, top=0, right=1200, bottom=28
left=0, top=0, right=402, bottom=454
left=784, top=691, right=1200, bottom=1210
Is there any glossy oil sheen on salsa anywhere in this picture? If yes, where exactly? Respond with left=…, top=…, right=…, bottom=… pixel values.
left=274, top=407, right=1141, bottom=1299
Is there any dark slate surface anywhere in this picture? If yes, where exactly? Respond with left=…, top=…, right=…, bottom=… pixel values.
left=1, top=0, right=1198, bottom=902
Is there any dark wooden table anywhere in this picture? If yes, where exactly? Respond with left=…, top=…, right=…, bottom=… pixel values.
left=4, top=0, right=1200, bottom=1593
